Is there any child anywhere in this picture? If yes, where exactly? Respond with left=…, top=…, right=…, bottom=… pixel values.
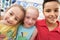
left=0, top=4, right=25, bottom=40
left=35, top=0, right=60, bottom=40
left=16, top=6, right=39, bottom=40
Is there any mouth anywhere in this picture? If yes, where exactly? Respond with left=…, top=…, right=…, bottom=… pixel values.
left=50, top=16, right=57, bottom=20
left=49, top=18, right=57, bottom=23
left=4, top=18, right=13, bottom=25
left=3, top=20, right=12, bottom=26
left=6, top=20, right=12, bottom=25
left=51, top=18, right=56, bottom=20
left=28, top=23, right=33, bottom=27
left=49, top=16, right=57, bottom=20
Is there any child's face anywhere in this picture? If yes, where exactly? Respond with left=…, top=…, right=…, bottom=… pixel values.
left=24, top=8, right=39, bottom=28
left=43, top=1, right=59, bottom=24
left=3, top=7, right=24, bottom=26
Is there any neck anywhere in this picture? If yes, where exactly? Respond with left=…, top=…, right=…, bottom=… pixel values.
left=23, top=24, right=30, bottom=29
left=46, top=20, right=58, bottom=31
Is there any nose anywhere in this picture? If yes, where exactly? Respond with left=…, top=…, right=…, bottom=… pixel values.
left=50, top=11, right=55, bottom=17
left=9, top=16, right=15, bottom=21
left=29, top=19, right=32, bottom=24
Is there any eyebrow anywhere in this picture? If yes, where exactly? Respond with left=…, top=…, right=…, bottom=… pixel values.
left=55, top=8, right=59, bottom=9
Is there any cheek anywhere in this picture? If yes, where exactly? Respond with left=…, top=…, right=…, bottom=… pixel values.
left=4, top=15, right=9, bottom=19
left=24, top=18, right=29, bottom=21
left=44, top=13, right=50, bottom=18
left=13, top=21, right=18, bottom=24
left=24, top=19, right=28, bottom=23
left=55, top=13, right=58, bottom=18
left=44, top=14, right=51, bottom=21
left=33, top=21, right=36, bottom=24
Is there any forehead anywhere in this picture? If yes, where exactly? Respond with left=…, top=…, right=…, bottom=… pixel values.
left=26, top=10, right=38, bottom=18
left=9, top=6, right=21, bottom=13
left=44, top=2, right=59, bottom=9
left=26, top=8, right=38, bottom=15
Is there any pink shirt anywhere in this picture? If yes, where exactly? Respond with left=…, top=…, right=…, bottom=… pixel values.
left=35, top=19, right=60, bottom=40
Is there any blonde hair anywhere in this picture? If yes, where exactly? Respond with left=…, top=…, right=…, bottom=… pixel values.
left=5, top=4, right=25, bottom=14
left=26, top=6, right=39, bottom=17
left=26, top=6, right=39, bottom=13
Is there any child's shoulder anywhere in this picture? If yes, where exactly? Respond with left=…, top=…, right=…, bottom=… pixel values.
left=36, top=19, right=45, bottom=23
left=36, top=19, right=45, bottom=25
left=17, top=24, right=23, bottom=29
left=18, top=24, right=23, bottom=27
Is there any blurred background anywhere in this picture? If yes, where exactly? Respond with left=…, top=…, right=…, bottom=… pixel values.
left=0, top=0, right=60, bottom=21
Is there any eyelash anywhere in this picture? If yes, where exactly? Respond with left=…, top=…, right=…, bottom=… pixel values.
left=10, top=12, right=13, bottom=16
left=26, top=17, right=30, bottom=19
left=46, top=9, right=51, bottom=12
left=15, top=18, right=17, bottom=20
left=15, top=18, right=18, bottom=21
left=26, top=16, right=36, bottom=21
left=54, top=9, right=58, bottom=12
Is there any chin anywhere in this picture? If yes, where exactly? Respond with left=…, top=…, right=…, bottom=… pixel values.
left=26, top=25, right=32, bottom=28
left=27, top=26, right=31, bottom=28
left=48, top=19, right=57, bottom=23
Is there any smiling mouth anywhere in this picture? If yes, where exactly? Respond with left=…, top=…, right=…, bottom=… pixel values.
left=49, top=17, right=56, bottom=20
left=7, top=20, right=12, bottom=24
left=5, top=18, right=13, bottom=25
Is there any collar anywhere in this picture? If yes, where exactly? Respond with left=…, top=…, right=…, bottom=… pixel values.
left=55, top=21, right=60, bottom=33
left=40, top=19, right=60, bottom=33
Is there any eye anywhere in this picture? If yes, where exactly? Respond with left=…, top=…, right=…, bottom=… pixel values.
left=15, top=17, right=18, bottom=21
left=45, top=9, right=51, bottom=13
left=54, top=9, right=58, bottom=12
left=33, top=18, right=36, bottom=20
left=26, top=16, right=30, bottom=19
left=9, top=11, right=13, bottom=16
